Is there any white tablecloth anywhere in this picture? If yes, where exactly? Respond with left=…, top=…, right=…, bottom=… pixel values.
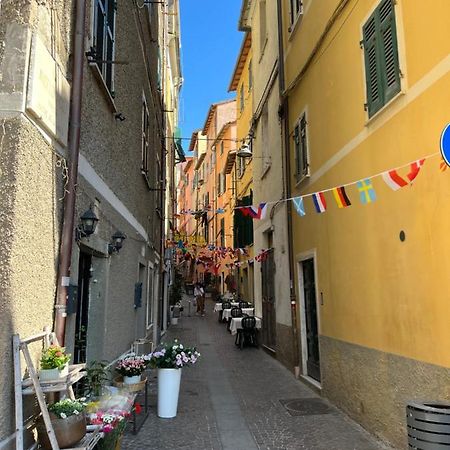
left=222, top=308, right=254, bottom=320
left=214, top=302, right=240, bottom=312
left=229, top=317, right=262, bottom=335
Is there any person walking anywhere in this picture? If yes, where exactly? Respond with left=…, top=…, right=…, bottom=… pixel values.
left=194, top=282, right=205, bottom=316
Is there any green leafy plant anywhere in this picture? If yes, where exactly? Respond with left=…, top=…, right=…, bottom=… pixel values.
left=48, top=398, right=87, bottom=419
left=169, top=269, right=183, bottom=306
left=40, top=345, right=71, bottom=370
left=85, top=360, right=109, bottom=398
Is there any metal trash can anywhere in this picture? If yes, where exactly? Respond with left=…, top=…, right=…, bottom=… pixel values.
left=406, top=401, right=450, bottom=449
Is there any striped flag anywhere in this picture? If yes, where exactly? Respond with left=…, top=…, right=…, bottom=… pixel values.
left=292, top=197, right=306, bottom=217
left=240, top=203, right=268, bottom=220
left=332, top=186, right=351, bottom=208
left=312, top=192, right=327, bottom=213
left=406, top=159, right=426, bottom=183
left=357, top=179, right=376, bottom=204
left=382, top=169, right=409, bottom=191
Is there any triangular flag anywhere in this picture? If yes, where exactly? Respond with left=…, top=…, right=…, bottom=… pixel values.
left=292, top=197, right=306, bottom=217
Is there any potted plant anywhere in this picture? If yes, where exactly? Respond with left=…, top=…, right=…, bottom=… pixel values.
left=37, top=398, right=87, bottom=449
left=115, top=354, right=150, bottom=385
left=84, top=360, right=109, bottom=398
left=39, top=344, right=71, bottom=381
left=148, top=339, right=200, bottom=418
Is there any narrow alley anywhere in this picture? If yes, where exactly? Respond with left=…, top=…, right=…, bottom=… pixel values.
left=122, top=295, right=389, bottom=450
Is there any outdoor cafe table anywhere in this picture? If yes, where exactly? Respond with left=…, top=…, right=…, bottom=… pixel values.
left=229, top=317, right=262, bottom=335
left=214, top=302, right=240, bottom=312
left=222, top=308, right=254, bottom=321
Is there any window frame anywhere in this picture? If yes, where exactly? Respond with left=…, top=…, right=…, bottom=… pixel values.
left=92, top=0, right=116, bottom=96
left=141, top=93, right=151, bottom=185
left=362, top=0, right=401, bottom=118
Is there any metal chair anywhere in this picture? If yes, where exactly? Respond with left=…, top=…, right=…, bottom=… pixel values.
left=220, top=302, right=231, bottom=323
left=235, top=316, right=258, bottom=349
left=239, top=301, right=250, bottom=308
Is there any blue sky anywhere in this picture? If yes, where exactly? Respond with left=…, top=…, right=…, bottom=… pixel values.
left=179, top=0, right=243, bottom=150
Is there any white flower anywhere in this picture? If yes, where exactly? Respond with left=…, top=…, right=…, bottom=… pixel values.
left=73, top=410, right=79, bottom=415
left=60, top=413, right=67, bottom=419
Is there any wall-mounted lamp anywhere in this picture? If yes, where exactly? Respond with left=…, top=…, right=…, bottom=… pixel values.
left=108, top=231, right=127, bottom=254
left=76, top=207, right=99, bottom=241
left=237, top=143, right=252, bottom=158
left=115, top=113, right=126, bottom=122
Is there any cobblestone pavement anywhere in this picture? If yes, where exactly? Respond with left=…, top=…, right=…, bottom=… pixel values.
left=122, top=296, right=391, bottom=450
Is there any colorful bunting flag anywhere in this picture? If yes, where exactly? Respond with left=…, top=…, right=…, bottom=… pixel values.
left=381, top=170, right=409, bottom=191
left=312, top=192, right=327, bottom=213
left=239, top=203, right=268, bottom=220
left=216, top=208, right=226, bottom=214
left=292, top=197, right=306, bottom=217
left=357, top=179, right=376, bottom=204
left=440, top=158, right=448, bottom=172
left=407, top=159, right=426, bottom=182
left=332, top=186, right=351, bottom=208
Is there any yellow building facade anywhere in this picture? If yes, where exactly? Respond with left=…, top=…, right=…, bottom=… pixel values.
left=229, top=32, right=255, bottom=302
left=282, top=0, right=450, bottom=446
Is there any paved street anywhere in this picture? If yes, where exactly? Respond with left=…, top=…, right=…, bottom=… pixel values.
left=123, top=296, right=391, bottom=450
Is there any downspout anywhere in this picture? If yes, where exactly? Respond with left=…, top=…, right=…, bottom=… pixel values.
left=54, top=0, right=86, bottom=345
left=276, top=0, right=300, bottom=375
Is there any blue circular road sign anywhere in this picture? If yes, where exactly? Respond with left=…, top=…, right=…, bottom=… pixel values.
left=441, top=124, right=450, bottom=166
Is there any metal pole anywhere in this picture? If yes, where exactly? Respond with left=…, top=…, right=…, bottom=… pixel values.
left=54, top=0, right=86, bottom=345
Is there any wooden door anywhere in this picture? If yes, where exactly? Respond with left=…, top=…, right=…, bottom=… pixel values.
left=302, top=258, right=321, bottom=381
left=261, top=248, right=276, bottom=350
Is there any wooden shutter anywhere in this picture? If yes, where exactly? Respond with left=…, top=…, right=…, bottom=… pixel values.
left=363, top=11, right=383, bottom=117
left=378, top=0, right=400, bottom=103
left=363, top=0, right=400, bottom=117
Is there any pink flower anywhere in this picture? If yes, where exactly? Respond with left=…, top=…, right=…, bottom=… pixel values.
left=103, top=424, right=113, bottom=433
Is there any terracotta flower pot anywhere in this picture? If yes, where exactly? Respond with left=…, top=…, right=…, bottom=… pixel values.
left=37, top=412, right=86, bottom=449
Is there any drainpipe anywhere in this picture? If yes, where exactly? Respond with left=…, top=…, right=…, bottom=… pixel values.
left=54, top=0, right=86, bottom=345
left=276, top=0, right=300, bottom=375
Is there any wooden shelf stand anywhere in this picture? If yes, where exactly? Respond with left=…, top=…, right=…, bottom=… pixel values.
left=13, top=328, right=103, bottom=450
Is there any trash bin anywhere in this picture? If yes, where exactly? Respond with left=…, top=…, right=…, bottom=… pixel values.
left=406, top=401, right=450, bottom=448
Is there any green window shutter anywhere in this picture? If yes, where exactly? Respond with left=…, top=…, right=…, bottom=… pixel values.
left=363, top=0, right=400, bottom=117
left=378, top=0, right=401, bottom=104
left=363, top=12, right=383, bottom=117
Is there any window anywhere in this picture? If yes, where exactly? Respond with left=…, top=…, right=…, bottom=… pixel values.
left=220, top=141, right=224, bottom=155
left=362, top=0, right=401, bottom=117
left=240, top=84, right=245, bottom=112
left=290, top=0, right=303, bottom=25
left=294, top=113, right=309, bottom=181
left=248, top=60, right=253, bottom=91
left=259, top=0, right=267, bottom=54
left=220, top=218, right=225, bottom=247
left=141, top=94, right=150, bottom=180
left=92, top=0, right=116, bottom=94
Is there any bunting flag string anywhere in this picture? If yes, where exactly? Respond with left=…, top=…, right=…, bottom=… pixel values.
left=233, top=152, right=439, bottom=219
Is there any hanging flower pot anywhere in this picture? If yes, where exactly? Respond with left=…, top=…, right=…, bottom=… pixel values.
left=157, top=368, right=182, bottom=418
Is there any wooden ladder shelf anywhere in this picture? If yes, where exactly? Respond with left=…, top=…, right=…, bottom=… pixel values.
left=13, top=328, right=102, bottom=450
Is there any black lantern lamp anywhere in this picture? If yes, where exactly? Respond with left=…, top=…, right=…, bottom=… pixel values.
left=109, top=231, right=127, bottom=254
left=79, top=207, right=99, bottom=238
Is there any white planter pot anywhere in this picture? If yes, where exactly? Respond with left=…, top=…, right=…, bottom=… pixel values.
left=157, top=368, right=182, bottom=418
left=39, top=365, right=69, bottom=381
left=123, top=375, right=141, bottom=385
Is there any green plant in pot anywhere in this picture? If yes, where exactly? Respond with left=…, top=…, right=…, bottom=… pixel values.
left=37, top=398, right=87, bottom=449
left=84, top=360, right=109, bottom=398
left=40, top=345, right=71, bottom=381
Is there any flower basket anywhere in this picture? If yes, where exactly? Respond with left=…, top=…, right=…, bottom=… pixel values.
left=113, top=376, right=147, bottom=393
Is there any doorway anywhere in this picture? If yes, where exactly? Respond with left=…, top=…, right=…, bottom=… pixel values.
left=74, top=252, right=92, bottom=364
left=261, top=247, right=276, bottom=351
left=298, top=256, right=321, bottom=382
